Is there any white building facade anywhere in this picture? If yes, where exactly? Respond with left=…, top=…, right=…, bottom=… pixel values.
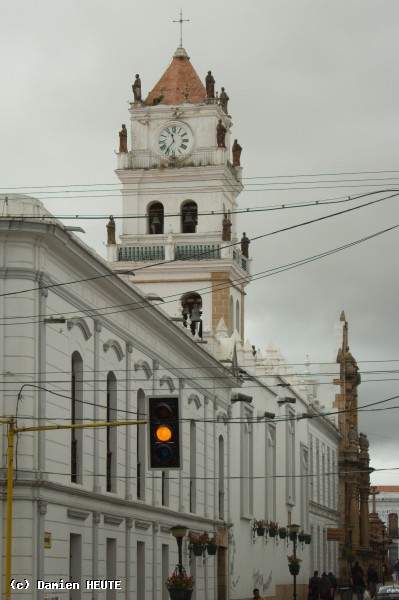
left=0, top=195, right=235, bottom=600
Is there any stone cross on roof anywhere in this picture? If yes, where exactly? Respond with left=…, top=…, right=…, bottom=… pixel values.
left=173, top=8, right=189, bottom=48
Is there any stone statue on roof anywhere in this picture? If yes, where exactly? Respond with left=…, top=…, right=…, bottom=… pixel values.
left=232, top=139, right=242, bottom=166
left=119, top=124, right=128, bottom=153
left=222, top=213, right=232, bottom=241
left=106, top=216, right=116, bottom=245
left=216, top=119, right=226, bottom=148
left=205, top=70, right=215, bottom=99
left=132, top=74, right=142, bottom=102
left=219, top=87, right=229, bottom=114
left=241, top=232, right=250, bottom=258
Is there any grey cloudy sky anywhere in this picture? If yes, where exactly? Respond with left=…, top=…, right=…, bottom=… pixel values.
left=1, top=0, right=399, bottom=484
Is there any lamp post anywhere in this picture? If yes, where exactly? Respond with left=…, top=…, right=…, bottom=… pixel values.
left=288, top=523, right=301, bottom=600
left=170, top=525, right=188, bottom=575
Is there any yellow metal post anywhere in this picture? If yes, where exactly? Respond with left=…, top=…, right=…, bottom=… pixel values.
left=1, top=416, right=147, bottom=598
left=5, top=417, right=15, bottom=600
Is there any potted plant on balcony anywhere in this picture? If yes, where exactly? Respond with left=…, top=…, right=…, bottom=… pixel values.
left=304, top=533, right=311, bottom=544
left=206, top=535, right=218, bottom=556
left=278, top=526, right=287, bottom=539
left=287, top=554, right=302, bottom=575
left=268, top=521, right=278, bottom=537
left=166, top=569, right=195, bottom=600
left=254, top=519, right=266, bottom=536
left=188, top=532, right=207, bottom=556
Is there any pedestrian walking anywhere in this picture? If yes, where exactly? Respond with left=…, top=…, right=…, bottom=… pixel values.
left=366, top=564, right=379, bottom=598
left=309, top=571, right=321, bottom=600
left=320, top=572, right=332, bottom=600
left=394, top=559, right=399, bottom=582
left=328, top=571, right=337, bottom=600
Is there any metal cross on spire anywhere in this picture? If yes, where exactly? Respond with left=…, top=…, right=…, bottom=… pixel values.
left=173, top=8, right=189, bottom=48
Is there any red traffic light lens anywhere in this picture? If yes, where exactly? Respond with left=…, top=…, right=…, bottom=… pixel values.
left=154, top=403, right=173, bottom=420
left=156, top=425, right=172, bottom=442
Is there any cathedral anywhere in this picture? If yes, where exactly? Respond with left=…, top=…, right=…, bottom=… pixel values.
left=0, top=36, right=380, bottom=600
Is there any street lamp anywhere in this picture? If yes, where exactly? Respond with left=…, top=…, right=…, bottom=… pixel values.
left=170, top=525, right=188, bottom=575
left=382, top=526, right=386, bottom=585
left=288, top=523, right=301, bottom=600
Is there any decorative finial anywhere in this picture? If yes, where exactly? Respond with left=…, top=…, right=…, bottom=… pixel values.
left=173, top=8, right=189, bottom=48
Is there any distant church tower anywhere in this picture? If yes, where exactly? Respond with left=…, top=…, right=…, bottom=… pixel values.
left=109, top=45, right=251, bottom=339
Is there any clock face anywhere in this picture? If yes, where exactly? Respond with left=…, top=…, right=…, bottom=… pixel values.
left=157, top=122, right=193, bottom=158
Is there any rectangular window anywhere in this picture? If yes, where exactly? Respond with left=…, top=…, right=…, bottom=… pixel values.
left=190, top=421, right=196, bottom=513
left=107, top=374, right=117, bottom=493
left=266, top=425, right=276, bottom=519
left=137, top=395, right=146, bottom=500
left=286, top=409, right=295, bottom=504
left=161, top=471, right=169, bottom=507
left=71, top=354, right=83, bottom=484
left=106, top=538, right=117, bottom=600
left=162, top=545, right=169, bottom=600
left=137, top=541, right=145, bottom=599
left=241, top=406, right=254, bottom=517
left=70, top=533, right=82, bottom=600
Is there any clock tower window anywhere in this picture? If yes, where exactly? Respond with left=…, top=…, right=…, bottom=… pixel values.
left=148, top=202, right=164, bottom=235
left=181, top=201, right=198, bottom=234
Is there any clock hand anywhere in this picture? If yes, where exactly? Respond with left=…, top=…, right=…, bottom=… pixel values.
left=166, top=136, right=175, bottom=151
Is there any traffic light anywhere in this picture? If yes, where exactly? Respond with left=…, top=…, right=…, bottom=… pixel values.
left=148, top=396, right=181, bottom=470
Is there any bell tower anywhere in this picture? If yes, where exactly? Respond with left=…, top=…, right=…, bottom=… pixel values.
left=110, top=46, right=251, bottom=339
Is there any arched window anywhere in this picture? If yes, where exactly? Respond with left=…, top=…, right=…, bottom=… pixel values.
left=219, top=435, right=225, bottom=519
left=106, top=372, right=117, bottom=493
left=229, top=296, right=234, bottom=335
left=180, top=292, right=202, bottom=338
left=181, top=200, right=198, bottom=233
left=236, top=299, right=240, bottom=335
left=71, top=352, right=83, bottom=484
left=148, top=202, right=164, bottom=234
left=190, top=420, right=197, bottom=513
left=137, top=389, right=146, bottom=500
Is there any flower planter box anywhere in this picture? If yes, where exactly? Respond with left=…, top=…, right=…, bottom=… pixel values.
left=288, top=564, right=300, bottom=576
left=207, top=544, right=218, bottom=556
left=256, top=527, right=265, bottom=537
left=168, top=589, right=186, bottom=600
left=192, top=544, right=204, bottom=556
left=168, top=589, right=193, bottom=600
left=278, top=530, right=287, bottom=539
left=268, top=528, right=277, bottom=538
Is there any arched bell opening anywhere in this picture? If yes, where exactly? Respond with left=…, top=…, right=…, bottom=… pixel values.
left=181, top=200, right=198, bottom=234
left=180, top=292, right=202, bottom=338
left=148, top=202, right=164, bottom=234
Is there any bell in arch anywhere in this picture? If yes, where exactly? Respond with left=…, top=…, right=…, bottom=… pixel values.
left=184, top=211, right=194, bottom=225
left=190, top=304, right=202, bottom=323
left=151, top=213, right=161, bottom=226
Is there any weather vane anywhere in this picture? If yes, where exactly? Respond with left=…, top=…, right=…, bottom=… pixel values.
left=173, top=8, right=189, bottom=48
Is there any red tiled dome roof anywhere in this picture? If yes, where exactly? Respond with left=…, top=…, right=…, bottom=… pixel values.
left=145, top=47, right=206, bottom=106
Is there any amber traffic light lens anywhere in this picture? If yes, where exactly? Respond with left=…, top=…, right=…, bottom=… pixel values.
left=156, top=425, right=172, bottom=442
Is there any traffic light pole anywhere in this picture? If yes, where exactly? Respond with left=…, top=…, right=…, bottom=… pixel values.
left=1, top=416, right=147, bottom=599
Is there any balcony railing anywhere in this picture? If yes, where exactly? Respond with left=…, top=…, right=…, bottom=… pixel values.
left=117, top=242, right=250, bottom=273
left=175, top=244, right=221, bottom=260
left=118, top=245, right=165, bottom=261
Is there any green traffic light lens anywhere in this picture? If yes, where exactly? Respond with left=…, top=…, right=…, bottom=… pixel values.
left=155, top=444, right=174, bottom=462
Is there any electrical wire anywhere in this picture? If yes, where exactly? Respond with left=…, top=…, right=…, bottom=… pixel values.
left=0, top=189, right=397, bottom=318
